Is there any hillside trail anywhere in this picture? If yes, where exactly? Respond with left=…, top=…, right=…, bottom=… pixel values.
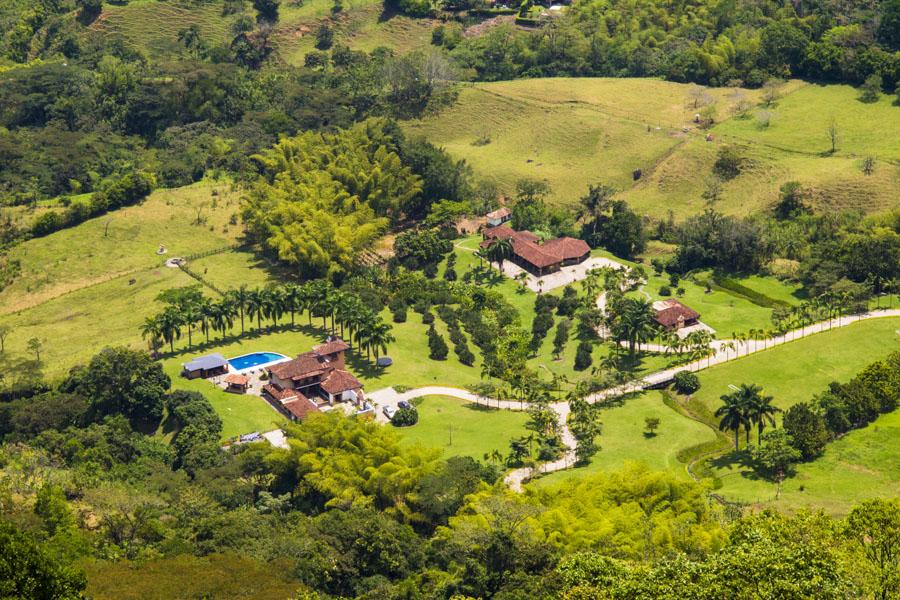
left=368, top=308, right=900, bottom=490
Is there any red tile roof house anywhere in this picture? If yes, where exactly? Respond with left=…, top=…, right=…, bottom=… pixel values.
left=652, top=299, right=701, bottom=330
left=262, top=338, right=365, bottom=422
left=480, top=225, right=591, bottom=277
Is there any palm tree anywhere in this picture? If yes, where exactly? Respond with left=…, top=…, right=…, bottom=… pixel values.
left=612, top=298, right=657, bottom=355
left=181, top=300, right=200, bottom=349
left=158, top=307, right=183, bottom=353
left=262, top=287, right=285, bottom=328
left=283, top=283, right=302, bottom=327
left=484, top=449, right=504, bottom=465
left=198, top=297, right=215, bottom=343
left=226, top=285, right=249, bottom=335
left=366, top=321, right=395, bottom=360
left=716, top=392, right=748, bottom=450
left=741, top=384, right=780, bottom=445
left=211, top=299, right=235, bottom=339
left=141, top=316, right=163, bottom=355
left=486, top=237, right=513, bottom=271
left=244, top=288, right=264, bottom=331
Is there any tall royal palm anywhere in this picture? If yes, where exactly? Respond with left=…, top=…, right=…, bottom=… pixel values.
left=283, top=283, right=302, bottom=327
left=226, top=285, right=249, bottom=335
left=262, top=287, right=285, bottom=328
left=211, top=299, right=235, bottom=340
left=244, top=288, right=265, bottom=331
left=740, top=384, right=780, bottom=445
left=158, top=307, right=183, bottom=353
left=198, top=297, right=215, bottom=343
left=181, top=300, right=200, bottom=349
left=715, top=392, right=748, bottom=450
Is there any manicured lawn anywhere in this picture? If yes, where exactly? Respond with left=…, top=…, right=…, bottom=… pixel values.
left=530, top=391, right=717, bottom=488
left=690, top=316, right=900, bottom=414
left=164, top=361, right=287, bottom=441
left=710, top=408, right=900, bottom=516
left=397, top=395, right=529, bottom=460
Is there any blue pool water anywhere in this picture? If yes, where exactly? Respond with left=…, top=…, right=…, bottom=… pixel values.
left=228, top=352, right=289, bottom=372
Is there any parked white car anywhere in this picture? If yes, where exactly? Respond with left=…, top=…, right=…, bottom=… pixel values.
left=383, top=405, right=397, bottom=420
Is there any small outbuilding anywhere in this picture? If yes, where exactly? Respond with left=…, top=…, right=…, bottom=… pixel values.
left=224, top=373, right=250, bottom=394
left=182, top=353, right=229, bottom=379
left=652, top=299, right=701, bottom=331
left=486, top=207, right=512, bottom=227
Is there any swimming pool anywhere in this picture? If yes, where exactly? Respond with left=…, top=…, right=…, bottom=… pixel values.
left=228, top=352, right=290, bottom=373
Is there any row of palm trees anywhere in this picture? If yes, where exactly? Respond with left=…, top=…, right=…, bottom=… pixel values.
left=141, top=281, right=395, bottom=360
left=715, top=383, right=781, bottom=450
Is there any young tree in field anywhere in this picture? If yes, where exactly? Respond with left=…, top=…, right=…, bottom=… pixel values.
left=0, top=324, right=10, bottom=353
left=27, top=337, right=43, bottom=362
left=753, top=429, right=800, bottom=493
left=644, top=417, right=660, bottom=437
left=827, top=118, right=839, bottom=153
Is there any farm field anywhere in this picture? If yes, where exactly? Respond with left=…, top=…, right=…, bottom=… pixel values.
left=0, top=179, right=242, bottom=314
left=86, top=0, right=435, bottom=65
left=398, top=395, right=529, bottom=460
left=410, top=78, right=900, bottom=217
left=530, top=391, right=717, bottom=488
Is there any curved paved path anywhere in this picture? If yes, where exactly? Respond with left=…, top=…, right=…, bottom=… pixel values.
left=368, top=309, right=900, bottom=490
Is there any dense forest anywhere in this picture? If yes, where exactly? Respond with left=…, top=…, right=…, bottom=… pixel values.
left=2, top=348, right=899, bottom=599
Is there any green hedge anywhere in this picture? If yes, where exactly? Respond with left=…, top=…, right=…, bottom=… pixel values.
left=711, top=275, right=790, bottom=309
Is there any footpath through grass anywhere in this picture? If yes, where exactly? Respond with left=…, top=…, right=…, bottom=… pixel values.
left=398, top=395, right=529, bottom=460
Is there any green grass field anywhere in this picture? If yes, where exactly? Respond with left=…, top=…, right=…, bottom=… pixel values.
left=712, top=408, right=900, bottom=515
left=530, top=391, right=717, bottom=488
left=690, top=317, right=900, bottom=415
left=398, top=395, right=529, bottom=459
left=410, top=78, right=900, bottom=217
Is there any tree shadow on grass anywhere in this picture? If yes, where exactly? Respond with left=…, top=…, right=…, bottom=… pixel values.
left=710, top=448, right=761, bottom=479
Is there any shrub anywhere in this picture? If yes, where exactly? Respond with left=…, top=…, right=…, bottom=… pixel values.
left=422, top=311, right=434, bottom=325
left=391, top=406, right=419, bottom=426
left=658, top=285, right=672, bottom=296
left=574, top=341, right=593, bottom=371
left=673, top=371, right=700, bottom=394
left=427, top=325, right=449, bottom=360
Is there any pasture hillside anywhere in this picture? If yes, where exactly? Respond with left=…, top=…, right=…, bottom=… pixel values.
left=409, top=78, right=900, bottom=218
left=86, top=0, right=435, bottom=64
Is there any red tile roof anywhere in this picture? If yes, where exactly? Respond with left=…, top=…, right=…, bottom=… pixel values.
left=321, top=369, right=362, bottom=394
left=653, top=300, right=700, bottom=328
left=269, top=352, right=326, bottom=381
left=263, top=383, right=300, bottom=402
left=313, top=339, right=350, bottom=356
left=541, top=237, right=591, bottom=260
left=486, top=207, right=511, bottom=220
left=224, top=374, right=249, bottom=386
left=282, top=397, right=320, bottom=420
left=481, top=227, right=589, bottom=270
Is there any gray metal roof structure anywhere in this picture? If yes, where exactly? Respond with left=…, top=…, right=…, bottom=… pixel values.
left=183, top=353, right=228, bottom=372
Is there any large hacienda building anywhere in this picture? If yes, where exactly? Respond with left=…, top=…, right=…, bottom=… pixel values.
left=262, top=338, right=365, bottom=421
left=480, top=225, right=591, bottom=276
